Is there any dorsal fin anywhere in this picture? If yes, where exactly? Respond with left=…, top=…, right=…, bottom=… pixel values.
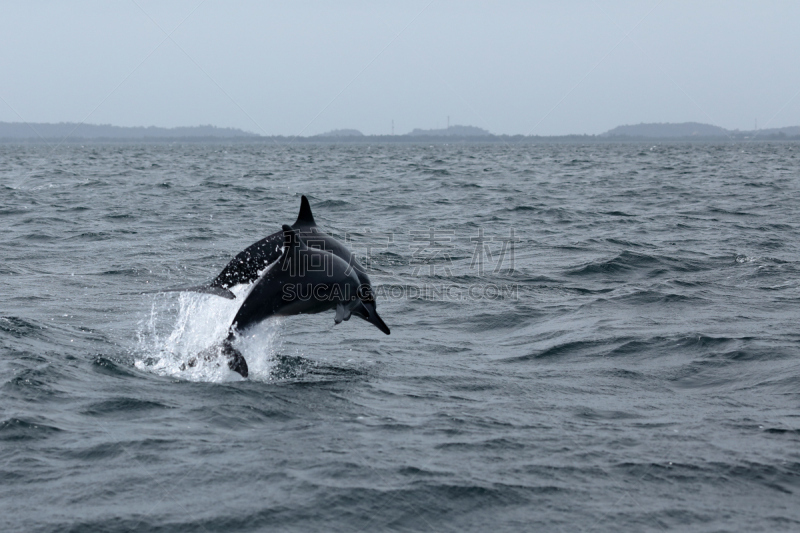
left=293, top=195, right=316, bottom=227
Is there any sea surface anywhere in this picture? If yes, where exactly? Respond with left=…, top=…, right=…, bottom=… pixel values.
left=1, top=142, right=799, bottom=532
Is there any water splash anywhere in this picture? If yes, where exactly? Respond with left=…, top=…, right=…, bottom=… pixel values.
left=134, top=286, right=283, bottom=382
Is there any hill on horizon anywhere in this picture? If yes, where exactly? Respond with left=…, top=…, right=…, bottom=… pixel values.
left=314, top=129, right=364, bottom=137
left=601, top=122, right=800, bottom=138
left=0, top=121, right=258, bottom=139
left=602, top=122, right=729, bottom=138
left=406, top=125, right=491, bottom=137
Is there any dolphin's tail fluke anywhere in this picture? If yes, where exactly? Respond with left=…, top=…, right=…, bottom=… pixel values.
left=180, top=337, right=248, bottom=378
left=221, top=338, right=248, bottom=377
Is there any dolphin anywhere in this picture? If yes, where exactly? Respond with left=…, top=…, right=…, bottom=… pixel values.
left=183, top=195, right=390, bottom=335
left=283, top=196, right=389, bottom=337
left=220, top=225, right=373, bottom=377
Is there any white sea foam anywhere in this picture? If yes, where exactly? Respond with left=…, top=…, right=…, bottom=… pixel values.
left=134, top=285, right=283, bottom=382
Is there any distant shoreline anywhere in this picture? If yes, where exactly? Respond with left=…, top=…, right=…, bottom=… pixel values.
left=2, top=134, right=799, bottom=144
left=2, top=120, right=799, bottom=144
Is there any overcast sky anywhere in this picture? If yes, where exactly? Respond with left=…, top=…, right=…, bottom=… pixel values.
left=2, top=1, right=799, bottom=136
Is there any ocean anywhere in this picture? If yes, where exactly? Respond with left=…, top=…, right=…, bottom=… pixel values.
left=1, top=142, right=799, bottom=531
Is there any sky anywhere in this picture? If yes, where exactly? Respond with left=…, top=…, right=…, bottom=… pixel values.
left=2, top=0, right=800, bottom=136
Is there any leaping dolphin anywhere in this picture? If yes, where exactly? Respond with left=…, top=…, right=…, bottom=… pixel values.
left=174, top=197, right=390, bottom=378
left=220, top=225, right=378, bottom=377
left=185, top=195, right=389, bottom=336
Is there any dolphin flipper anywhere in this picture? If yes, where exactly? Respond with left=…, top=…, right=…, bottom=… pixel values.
left=194, top=285, right=237, bottom=299
left=334, top=303, right=348, bottom=324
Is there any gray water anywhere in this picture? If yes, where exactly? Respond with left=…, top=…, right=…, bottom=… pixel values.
left=1, top=142, right=799, bottom=532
